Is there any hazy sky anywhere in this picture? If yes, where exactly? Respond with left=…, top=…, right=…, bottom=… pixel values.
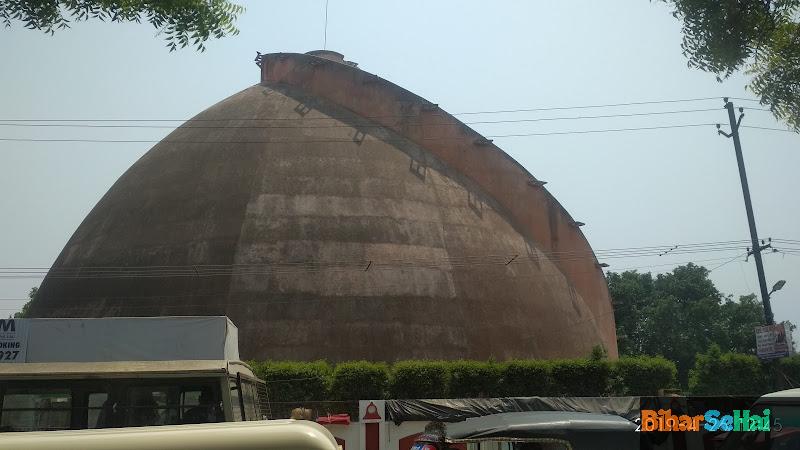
left=1, top=1, right=798, bottom=341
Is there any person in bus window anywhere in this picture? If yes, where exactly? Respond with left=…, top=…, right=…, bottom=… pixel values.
left=183, top=388, right=222, bottom=424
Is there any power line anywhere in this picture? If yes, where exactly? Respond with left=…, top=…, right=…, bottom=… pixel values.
left=453, top=97, right=736, bottom=115
left=740, top=125, right=798, bottom=133
left=0, top=107, right=737, bottom=130
left=729, top=97, right=764, bottom=103
left=0, top=123, right=726, bottom=145
left=483, top=123, right=719, bottom=137
left=0, top=252, right=768, bottom=314
left=0, top=238, right=754, bottom=273
left=708, top=252, right=749, bottom=272
left=0, top=97, right=765, bottom=123
left=0, top=239, right=754, bottom=269
left=0, top=245, right=758, bottom=280
left=0, top=249, right=757, bottom=285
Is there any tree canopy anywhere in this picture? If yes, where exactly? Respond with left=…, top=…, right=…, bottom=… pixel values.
left=13, top=286, right=37, bottom=318
left=1, top=0, right=244, bottom=51
left=608, top=263, right=765, bottom=385
left=662, top=0, right=800, bottom=131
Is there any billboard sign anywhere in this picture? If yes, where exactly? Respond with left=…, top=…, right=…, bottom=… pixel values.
left=0, top=318, right=29, bottom=363
left=755, top=322, right=794, bottom=360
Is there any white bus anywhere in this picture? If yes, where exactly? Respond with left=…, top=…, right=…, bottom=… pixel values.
left=0, top=419, right=340, bottom=450
left=0, top=359, right=268, bottom=432
left=0, top=317, right=269, bottom=432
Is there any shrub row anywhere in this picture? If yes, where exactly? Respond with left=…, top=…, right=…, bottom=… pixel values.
left=250, top=356, right=677, bottom=401
left=689, top=346, right=800, bottom=395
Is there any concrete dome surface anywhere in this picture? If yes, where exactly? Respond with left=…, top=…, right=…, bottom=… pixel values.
left=33, top=52, right=618, bottom=361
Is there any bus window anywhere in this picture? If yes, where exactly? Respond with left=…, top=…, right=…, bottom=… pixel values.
left=87, top=392, right=108, bottom=428
left=181, top=386, right=222, bottom=424
left=0, top=388, right=71, bottom=432
left=125, top=386, right=179, bottom=427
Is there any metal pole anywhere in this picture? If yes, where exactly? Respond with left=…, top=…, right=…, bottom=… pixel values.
left=724, top=99, right=774, bottom=324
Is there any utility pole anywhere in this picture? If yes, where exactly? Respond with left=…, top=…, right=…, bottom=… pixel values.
left=717, top=98, right=774, bottom=324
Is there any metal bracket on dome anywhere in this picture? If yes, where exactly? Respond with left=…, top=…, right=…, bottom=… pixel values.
left=473, top=137, right=493, bottom=147
left=420, top=103, right=439, bottom=112
left=294, top=103, right=312, bottom=117
left=254, top=52, right=265, bottom=68
left=527, top=179, right=548, bottom=188
left=467, top=191, right=484, bottom=218
left=352, top=129, right=366, bottom=144
left=409, top=158, right=427, bottom=180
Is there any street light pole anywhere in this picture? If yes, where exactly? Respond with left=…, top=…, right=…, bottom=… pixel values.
left=719, top=98, right=774, bottom=325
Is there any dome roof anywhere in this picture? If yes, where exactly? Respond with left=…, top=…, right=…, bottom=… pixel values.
left=33, top=52, right=617, bottom=361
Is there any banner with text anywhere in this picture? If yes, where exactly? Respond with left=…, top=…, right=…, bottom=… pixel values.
left=0, top=318, right=29, bottom=363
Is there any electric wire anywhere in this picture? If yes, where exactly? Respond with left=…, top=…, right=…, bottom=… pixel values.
left=0, top=108, right=733, bottom=129
left=0, top=250, right=777, bottom=314
left=740, top=125, right=798, bottom=133
left=0, top=123, right=729, bottom=145
left=0, top=97, right=760, bottom=123
left=708, top=252, right=749, bottom=272
left=0, top=240, right=761, bottom=280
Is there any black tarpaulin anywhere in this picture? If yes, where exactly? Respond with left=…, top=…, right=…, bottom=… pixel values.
left=385, top=397, right=641, bottom=424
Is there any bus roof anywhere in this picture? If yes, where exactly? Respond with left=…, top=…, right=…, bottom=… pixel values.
left=758, top=388, right=800, bottom=403
left=0, top=359, right=257, bottom=380
left=0, top=419, right=339, bottom=450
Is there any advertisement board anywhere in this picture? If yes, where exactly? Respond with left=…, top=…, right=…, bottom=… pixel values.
left=755, top=322, right=794, bottom=360
left=0, top=318, right=29, bottom=363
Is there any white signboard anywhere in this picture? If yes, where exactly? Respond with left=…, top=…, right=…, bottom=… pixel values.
left=0, top=318, right=29, bottom=363
left=756, top=322, right=794, bottom=360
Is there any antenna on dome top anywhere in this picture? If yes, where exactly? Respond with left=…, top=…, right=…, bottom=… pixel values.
left=323, top=0, right=330, bottom=50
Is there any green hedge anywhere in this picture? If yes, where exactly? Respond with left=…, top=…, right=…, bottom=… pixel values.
left=329, top=361, right=389, bottom=401
left=390, top=361, right=449, bottom=399
left=551, top=359, right=611, bottom=396
left=500, top=360, right=555, bottom=396
left=613, top=356, right=678, bottom=395
left=448, top=360, right=501, bottom=398
left=251, top=356, right=681, bottom=401
left=688, top=345, right=768, bottom=395
left=250, top=353, right=800, bottom=401
left=252, top=360, right=330, bottom=402
left=776, top=355, right=800, bottom=388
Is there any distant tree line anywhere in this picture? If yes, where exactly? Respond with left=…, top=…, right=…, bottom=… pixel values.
left=608, top=263, right=771, bottom=386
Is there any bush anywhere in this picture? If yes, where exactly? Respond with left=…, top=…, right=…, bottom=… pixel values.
left=253, top=360, right=330, bottom=403
left=329, top=361, right=389, bottom=400
left=776, top=355, right=800, bottom=389
left=447, top=360, right=501, bottom=398
left=249, top=356, right=687, bottom=401
left=688, top=345, right=767, bottom=395
left=551, top=359, right=611, bottom=396
left=390, top=361, right=450, bottom=399
left=613, top=356, right=677, bottom=395
left=500, top=360, right=554, bottom=396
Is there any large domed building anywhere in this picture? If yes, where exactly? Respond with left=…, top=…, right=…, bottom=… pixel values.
left=32, top=51, right=618, bottom=361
